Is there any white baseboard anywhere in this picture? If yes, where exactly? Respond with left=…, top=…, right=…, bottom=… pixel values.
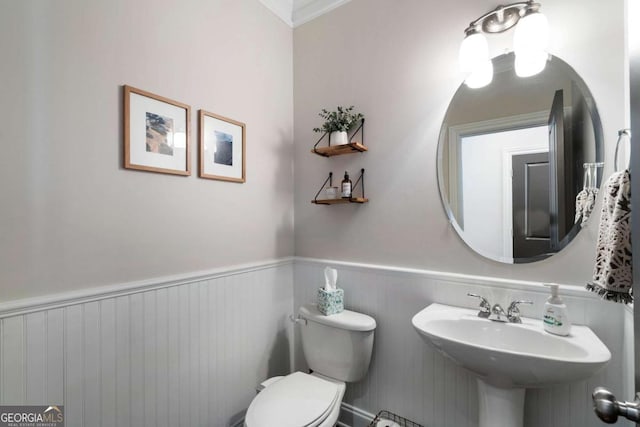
left=339, top=402, right=376, bottom=427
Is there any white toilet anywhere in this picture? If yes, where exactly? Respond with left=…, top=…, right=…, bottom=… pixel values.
left=245, top=303, right=376, bottom=427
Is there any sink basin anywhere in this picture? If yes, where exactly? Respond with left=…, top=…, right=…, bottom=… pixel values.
left=412, top=303, right=611, bottom=427
left=412, top=303, right=611, bottom=388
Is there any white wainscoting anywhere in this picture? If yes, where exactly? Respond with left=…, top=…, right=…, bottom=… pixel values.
left=294, top=258, right=632, bottom=427
left=0, top=257, right=631, bottom=427
left=0, top=259, right=294, bottom=427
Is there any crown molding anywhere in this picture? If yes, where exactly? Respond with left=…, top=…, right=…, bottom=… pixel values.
left=292, top=0, right=351, bottom=27
left=258, top=0, right=294, bottom=27
left=258, top=0, right=351, bottom=28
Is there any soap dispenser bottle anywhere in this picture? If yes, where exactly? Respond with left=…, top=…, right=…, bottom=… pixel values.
left=543, top=283, right=571, bottom=336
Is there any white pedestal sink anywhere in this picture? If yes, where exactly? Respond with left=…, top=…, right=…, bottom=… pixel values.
left=412, top=303, right=611, bottom=427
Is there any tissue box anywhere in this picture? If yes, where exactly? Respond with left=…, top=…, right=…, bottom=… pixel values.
left=317, top=288, right=344, bottom=315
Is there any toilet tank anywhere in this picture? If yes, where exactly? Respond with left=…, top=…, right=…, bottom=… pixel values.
left=298, top=304, right=376, bottom=382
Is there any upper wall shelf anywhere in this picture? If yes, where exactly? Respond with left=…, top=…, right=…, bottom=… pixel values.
left=311, top=142, right=368, bottom=157
left=311, top=119, right=366, bottom=158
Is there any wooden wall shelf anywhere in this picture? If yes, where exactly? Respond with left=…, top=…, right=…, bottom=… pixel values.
left=311, top=142, right=368, bottom=157
left=311, top=197, right=369, bottom=205
left=310, top=119, right=368, bottom=205
left=311, top=169, right=367, bottom=205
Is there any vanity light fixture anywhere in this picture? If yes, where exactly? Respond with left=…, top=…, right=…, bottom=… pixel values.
left=459, top=1, right=549, bottom=88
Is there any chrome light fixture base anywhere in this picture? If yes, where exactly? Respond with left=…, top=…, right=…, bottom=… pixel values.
left=459, top=1, right=547, bottom=88
left=464, top=1, right=540, bottom=35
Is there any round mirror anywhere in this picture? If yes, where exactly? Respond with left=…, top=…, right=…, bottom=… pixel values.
left=437, top=53, right=603, bottom=264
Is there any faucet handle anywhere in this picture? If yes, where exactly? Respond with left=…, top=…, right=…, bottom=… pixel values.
left=507, top=300, right=533, bottom=323
left=467, top=293, right=491, bottom=318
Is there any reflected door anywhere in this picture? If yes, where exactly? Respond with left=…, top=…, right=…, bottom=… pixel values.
left=548, top=89, right=571, bottom=250
left=512, top=152, right=551, bottom=261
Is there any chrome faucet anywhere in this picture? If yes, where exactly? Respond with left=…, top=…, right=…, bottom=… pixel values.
left=467, top=293, right=491, bottom=318
left=468, top=293, right=533, bottom=323
left=507, top=300, right=533, bottom=323
left=488, top=304, right=508, bottom=322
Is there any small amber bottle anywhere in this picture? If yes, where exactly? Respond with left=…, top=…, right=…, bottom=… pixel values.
left=341, top=171, right=352, bottom=198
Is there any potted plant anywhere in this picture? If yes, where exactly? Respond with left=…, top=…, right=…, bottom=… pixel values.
left=313, top=106, right=364, bottom=145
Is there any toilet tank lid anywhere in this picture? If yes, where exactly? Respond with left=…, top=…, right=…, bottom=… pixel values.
left=299, top=304, right=376, bottom=332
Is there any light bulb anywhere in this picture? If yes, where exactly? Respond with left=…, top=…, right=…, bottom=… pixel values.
left=465, top=59, right=493, bottom=88
left=514, top=10, right=549, bottom=78
left=514, top=11, right=549, bottom=56
left=515, top=50, right=548, bottom=77
left=459, top=31, right=489, bottom=73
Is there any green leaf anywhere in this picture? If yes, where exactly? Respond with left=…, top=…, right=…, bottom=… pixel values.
left=312, top=105, right=364, bottom=133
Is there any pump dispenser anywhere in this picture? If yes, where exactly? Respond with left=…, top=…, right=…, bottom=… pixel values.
left=543, top=284, right=571, bottom=336
left=341, top=171, right=352, bottom=198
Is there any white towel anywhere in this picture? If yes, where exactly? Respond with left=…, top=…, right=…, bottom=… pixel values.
left=575, top=188, right=598, bottom=227
left=586, top=170, right=632, bottom=303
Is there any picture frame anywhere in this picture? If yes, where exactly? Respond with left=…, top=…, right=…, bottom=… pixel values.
left=123, top=85, right=191, bottom=176
left=198, top=110, right=246, bottom=183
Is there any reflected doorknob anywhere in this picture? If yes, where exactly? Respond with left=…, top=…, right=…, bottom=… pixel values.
left=592, top=387, right=640, bottom=423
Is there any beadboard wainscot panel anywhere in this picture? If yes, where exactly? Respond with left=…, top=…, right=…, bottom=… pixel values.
left=294, top=258, right=631, bottom=427
left=0, top=258, right=294, bottom=427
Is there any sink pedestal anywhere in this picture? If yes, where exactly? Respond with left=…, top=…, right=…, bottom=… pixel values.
left=477, top=380, right=525, bottom=427
left=412, top=303, right=611, bottom=427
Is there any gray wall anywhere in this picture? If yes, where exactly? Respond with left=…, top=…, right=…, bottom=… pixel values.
left=293, top=0, right=627, bottom=285
left=0, top=0, right=294, bottom=302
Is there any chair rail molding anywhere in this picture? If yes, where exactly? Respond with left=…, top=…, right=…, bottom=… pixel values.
left=0, top=257, right=294, bottom=319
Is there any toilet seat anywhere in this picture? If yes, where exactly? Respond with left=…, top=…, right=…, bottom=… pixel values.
left=245, top=372, right=343, bottom=427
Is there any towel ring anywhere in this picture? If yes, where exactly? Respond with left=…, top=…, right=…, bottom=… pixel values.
left=614, top=128, right=632, bottom=171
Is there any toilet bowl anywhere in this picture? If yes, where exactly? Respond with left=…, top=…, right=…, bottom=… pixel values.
left=244, top=304, right=376, bottom=427
left=244, top=372, right=345, bottom=427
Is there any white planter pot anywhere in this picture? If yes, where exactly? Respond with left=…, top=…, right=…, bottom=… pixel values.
left=330, top=131, right=349, bottom=145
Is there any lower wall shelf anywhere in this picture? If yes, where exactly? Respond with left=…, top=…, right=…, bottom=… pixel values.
left=311, top=198, right=369, bottom=205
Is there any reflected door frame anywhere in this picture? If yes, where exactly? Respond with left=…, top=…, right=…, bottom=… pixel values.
left=448, top=110, right=548, bottom=230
